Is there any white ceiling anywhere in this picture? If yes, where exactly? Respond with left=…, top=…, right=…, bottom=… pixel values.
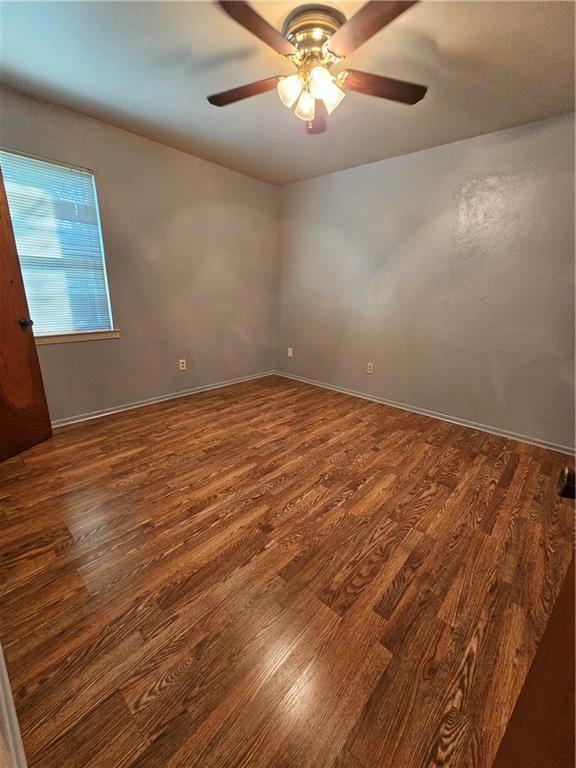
left=0, top=1, right=573, bottom=184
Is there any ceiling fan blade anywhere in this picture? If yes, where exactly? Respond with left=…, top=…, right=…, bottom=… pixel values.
left=207, top=77, right=280, bottom=106
left=218, top=1, right=297, bottom=57
left=328, top=1, right=418, bottom=59
left=341, top=69, right=427, bottom=104
left=306, top=101, right=327, bottom=134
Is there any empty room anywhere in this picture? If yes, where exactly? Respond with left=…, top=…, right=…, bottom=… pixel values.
left=0, top=1, right=574, bottom=767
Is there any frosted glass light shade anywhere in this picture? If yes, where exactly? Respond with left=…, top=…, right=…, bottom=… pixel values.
left=294, top=89, right=315, bottom=121
left=277, top=74, right=303, bottom=108
left=309, top=66, right=333, bottom=100
left=321, top=80, right=345, bottom=114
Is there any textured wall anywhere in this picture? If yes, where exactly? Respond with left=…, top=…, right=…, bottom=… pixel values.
left=0, top=89, right=278, bottom=422
left=277, top=114, right=575, bottom=450
left=1, top=88, right=573, bottom=449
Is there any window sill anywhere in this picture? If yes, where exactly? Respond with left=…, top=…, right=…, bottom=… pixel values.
left=35, top=330, right=121, bottom=346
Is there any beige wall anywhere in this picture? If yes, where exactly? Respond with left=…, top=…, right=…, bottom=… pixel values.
left=0, top=89, right=279, bottom=423
left=277, top=114, right=575, bottom=451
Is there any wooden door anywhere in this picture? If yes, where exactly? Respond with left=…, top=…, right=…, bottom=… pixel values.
left=0, top=167, right=52, bottom=461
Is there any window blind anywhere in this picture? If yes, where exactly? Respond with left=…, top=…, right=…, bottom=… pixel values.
left=1, top=150, right=113, bottom=336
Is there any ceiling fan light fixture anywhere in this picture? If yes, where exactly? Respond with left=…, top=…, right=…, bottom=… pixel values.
left=209, top=1, right=428, bottom=134
left=277, top=73, right=304, bottom=108
left=294, top=88, right=315, bottom=121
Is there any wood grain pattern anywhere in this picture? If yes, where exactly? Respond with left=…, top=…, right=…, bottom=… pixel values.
left=0, top=168, right=52, bottom=461
left=0, top=376, right=573, bottom=767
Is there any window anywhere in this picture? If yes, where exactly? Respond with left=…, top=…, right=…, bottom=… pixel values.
left=1, top=149, right=114, bottom=338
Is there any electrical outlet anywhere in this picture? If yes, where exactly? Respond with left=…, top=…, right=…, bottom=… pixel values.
left=366, top=362, right=374, bottom=374
left=287, top=347, right=294, bottom=358
left=179, top=358, right=187, bottom=371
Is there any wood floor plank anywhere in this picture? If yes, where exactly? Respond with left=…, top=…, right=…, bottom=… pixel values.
left=0, top=375, right=572, bottom=768
left=30, top=692, right=146, bottom=768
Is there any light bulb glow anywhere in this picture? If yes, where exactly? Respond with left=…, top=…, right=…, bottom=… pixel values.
left=277, top=73, right=303, bottom=109
left=309, top=66, right=333, bottom=100
left=321, top=80, right=345, bottom=114
left=294, top=89, right=315, bottom=121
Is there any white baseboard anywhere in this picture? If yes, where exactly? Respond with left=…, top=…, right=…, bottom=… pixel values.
left=275, top=370, right=575, bottom=456
left=52, top=371, right=275, bottom=428
left=0, top=645, right=27, bottom=768
left=51, top=367, right=574, bottom=456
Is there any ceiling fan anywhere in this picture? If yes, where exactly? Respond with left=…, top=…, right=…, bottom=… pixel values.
left=207, top=1, right=427, bottom=134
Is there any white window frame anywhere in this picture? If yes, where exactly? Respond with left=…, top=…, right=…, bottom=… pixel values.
left=1, top=147, right=120, bottom=345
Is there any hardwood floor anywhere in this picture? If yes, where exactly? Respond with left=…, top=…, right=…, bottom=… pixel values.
left=0, top=375, right=573, bottom=768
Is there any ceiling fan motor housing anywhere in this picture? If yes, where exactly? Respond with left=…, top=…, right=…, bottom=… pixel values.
left=282, top=4, right=346, bottom=56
